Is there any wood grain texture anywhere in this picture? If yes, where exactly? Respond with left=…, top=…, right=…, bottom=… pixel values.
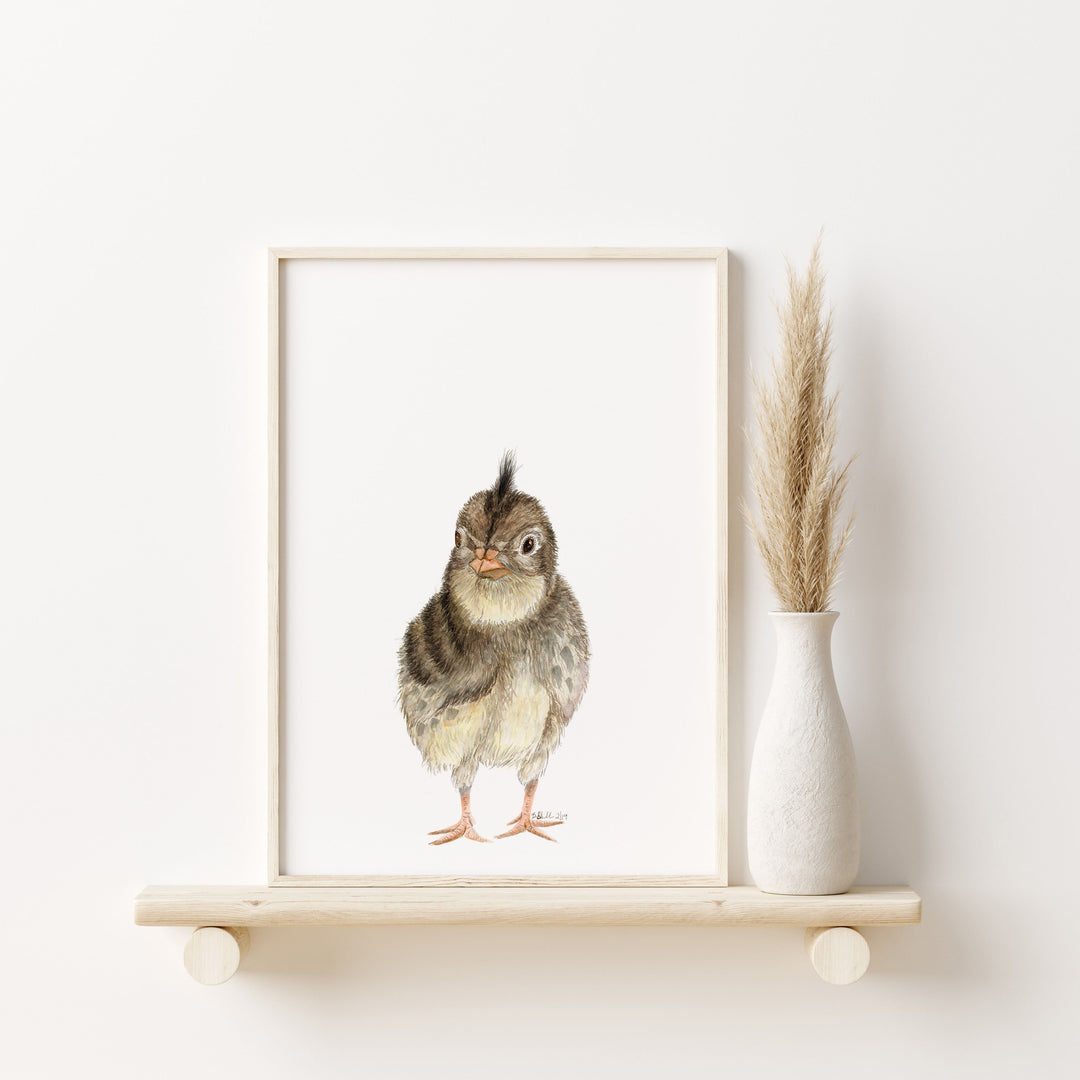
left=136, top=885, right=920, bottom=928
left=804, top=926, right=871, bottom=985
left=182, top=926, right=251, bottom=985
left=268, top=248, right=731, bottom=886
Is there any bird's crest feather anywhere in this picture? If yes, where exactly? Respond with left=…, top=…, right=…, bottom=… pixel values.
left=494, top=451, right=518, bottom=505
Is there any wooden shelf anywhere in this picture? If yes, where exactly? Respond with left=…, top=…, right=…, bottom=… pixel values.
left=135, top=883, right=919, bottom=928
left=135, top=884, right=919, bottom=985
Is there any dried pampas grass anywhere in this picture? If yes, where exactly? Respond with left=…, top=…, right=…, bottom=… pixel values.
left=742, top=239, right=854, bottom=613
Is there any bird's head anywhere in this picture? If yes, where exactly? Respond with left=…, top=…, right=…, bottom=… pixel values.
left=445, top=452, right=557, bottom=626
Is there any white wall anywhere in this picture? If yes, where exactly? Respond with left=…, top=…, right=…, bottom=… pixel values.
left=3, top=2, right=1077, bottom=1076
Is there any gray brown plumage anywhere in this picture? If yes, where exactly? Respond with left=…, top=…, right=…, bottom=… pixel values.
left=398, top=453, right=590, bottom=844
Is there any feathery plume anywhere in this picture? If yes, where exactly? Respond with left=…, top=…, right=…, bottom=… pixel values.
left=741, top=237, right=854, bottom=612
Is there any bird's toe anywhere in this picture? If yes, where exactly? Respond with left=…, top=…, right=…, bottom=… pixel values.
left=428, top=818, right=491, bottom=845
left=496, top=817, right=559, bottom=842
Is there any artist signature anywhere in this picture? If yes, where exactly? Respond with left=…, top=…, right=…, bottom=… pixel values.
left=534, top=810, right=568, bottom=822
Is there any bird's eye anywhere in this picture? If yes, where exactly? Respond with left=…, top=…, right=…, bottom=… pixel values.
left=454, top=531, right=462, bottom=547
left=520, top=535, right=536, bottom=555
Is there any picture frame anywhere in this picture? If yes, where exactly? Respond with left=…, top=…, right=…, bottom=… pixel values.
left=269, top=247, right=728, bottom=887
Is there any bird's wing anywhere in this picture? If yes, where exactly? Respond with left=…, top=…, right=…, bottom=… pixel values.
left=545, top=629, right=590, bottom=723
left=533, top=577, right=590, bottom=725
left=398, top=600, right=497, bottom=739
left=399, top=668, right=495, bottom=731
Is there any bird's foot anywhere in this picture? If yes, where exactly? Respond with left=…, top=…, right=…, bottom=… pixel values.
left=428, top=814, right=491, bottom=846
left=495, top=814, right=563, bottom=842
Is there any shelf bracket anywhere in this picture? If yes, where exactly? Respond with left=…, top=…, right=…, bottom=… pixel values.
left=183, top=926, right=250, bottom=985
left=177, top=923, right=872, bottom=986
left=804, top=926, right=870, bottom=984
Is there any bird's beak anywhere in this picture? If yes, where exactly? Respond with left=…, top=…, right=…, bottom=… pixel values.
left=470, top=550, right=510, bottom=580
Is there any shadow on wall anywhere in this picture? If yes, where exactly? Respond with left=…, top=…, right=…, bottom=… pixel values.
left=841, top=283, right=928, bottom=887
left=833, top=283, right=995, bottom=986
left=226, top=912, right=996, bottom=1001
left=236, top=923, right=829, bottom=987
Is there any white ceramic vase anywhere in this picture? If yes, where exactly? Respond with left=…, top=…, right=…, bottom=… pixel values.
left=747, top=612, right=859, bottom=895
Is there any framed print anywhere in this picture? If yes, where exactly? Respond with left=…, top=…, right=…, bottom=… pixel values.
left=269, top=248, right=728, bottom=886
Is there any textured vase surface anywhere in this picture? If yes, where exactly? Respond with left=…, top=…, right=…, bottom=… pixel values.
left=747, top=612, right=860, bottom=895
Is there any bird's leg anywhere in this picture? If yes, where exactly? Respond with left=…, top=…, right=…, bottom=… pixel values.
left=496, top=779, right=563, bottom=841
left=428, top=789, right=490, bottom=845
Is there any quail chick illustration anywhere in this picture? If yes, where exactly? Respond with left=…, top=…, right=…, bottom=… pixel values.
left=398, top=453, right=590, bottom=844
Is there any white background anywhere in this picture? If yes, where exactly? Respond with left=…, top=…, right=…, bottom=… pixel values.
left=2, top=1, right=1078, bottom=1077
left=280, top=257, right=719, bottom=876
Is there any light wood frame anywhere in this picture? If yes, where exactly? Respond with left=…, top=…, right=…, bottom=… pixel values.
left=268, top=247, right=729, bottom=887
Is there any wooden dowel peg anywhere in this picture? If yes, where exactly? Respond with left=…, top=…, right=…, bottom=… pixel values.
left=804, top=926, right=870, bottom=985
left=183, top=926, right=250, bottom=985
